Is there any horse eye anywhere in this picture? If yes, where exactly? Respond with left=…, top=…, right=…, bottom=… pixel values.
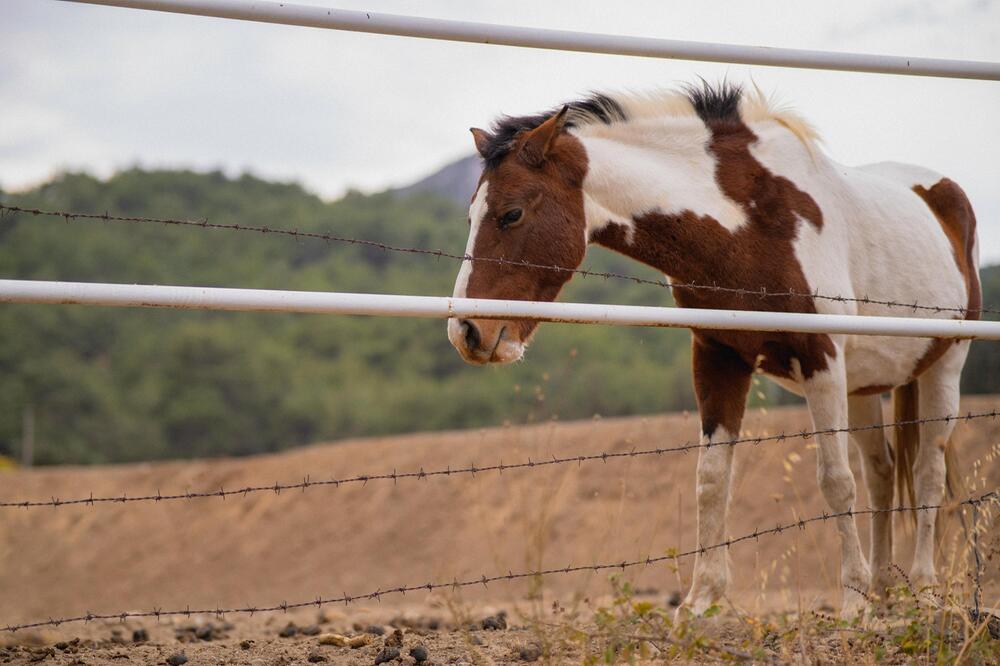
left=499, top=208, right=523, bottom=228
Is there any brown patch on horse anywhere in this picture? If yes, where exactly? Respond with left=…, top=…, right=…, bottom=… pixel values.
left=692, top=337, right=753, bottom=437
left=465, top=119, right=589, bottom=344
left=913, top=179, right=980, bottom=314
left=591, top=116, right=835, bottom=381
left=903, top=179, right=982, bottom=380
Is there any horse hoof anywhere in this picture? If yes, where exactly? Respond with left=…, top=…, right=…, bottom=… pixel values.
left=840, top=588, right=872, bottom=622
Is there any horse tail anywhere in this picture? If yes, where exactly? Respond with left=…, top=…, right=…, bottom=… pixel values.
left=892, top=381, right=919, bottom=513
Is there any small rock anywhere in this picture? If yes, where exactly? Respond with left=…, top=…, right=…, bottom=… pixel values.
left=240, top=639, right=254, bottom=650
left=348, top=635, right=372, bottom=649
left=374, top=647, right=400, bottom=665
left=300, top=624, right=321, bottom=636
left=470, top=635, right=483, bottom=645
left=365, top=625, right=385, bottom=636
left=28, top=647, right=55, bottom=662
left=518, top=644, right=542, bottom=662
left=278, top=623, right=298, bottom=638
left=306, top=652, right=327, bottom=663
left=165, top=654, right=188, bottom=666
left=132, top=629, right=149, bottom=643
left=667, top=591, right=682, bottom=608
left=481, top=614, right=507, bottom=631
left=384, top=629, right=404, bottom=648
left=317, top=633, right=350, bottom=647
left=409, top=645, right=429, bottom=663
left=195, top=624, right=214, bottom=641
left=54, top=642, right=69, bottom=651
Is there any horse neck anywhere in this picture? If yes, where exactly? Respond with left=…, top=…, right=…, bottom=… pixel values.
left=574, top=118, right=751, bottom=287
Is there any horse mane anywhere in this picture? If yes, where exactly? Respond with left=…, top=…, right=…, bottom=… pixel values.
left=480, top=93, right=627, bottom=170
left=479, top=81, right=820, bottom=169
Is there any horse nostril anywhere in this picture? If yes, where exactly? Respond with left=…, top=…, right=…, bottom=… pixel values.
left=461, top=319, right=481, bottom=350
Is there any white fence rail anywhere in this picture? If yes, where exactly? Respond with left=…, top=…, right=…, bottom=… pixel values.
left=61, top=0, right=1000, bottom=80
left=2, top=279, right=998, bottom=340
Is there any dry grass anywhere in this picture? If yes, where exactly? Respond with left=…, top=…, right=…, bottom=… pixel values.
left=0, top=398, right=998, bottom=663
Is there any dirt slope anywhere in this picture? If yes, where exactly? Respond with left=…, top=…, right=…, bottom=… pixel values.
left=1, top=398, right=998, bottom=636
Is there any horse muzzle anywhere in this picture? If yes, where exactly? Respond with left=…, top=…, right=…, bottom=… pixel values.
left=447, top=318, right=524, bottom=365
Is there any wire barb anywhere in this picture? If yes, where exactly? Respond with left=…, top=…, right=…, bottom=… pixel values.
left=2, top=409, right=996, bottom=509
left=3, top=490, right=992, bottom=633
left=2, top=204, right=996, bottom=317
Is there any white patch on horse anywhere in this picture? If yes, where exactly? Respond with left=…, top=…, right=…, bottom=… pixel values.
left=573, top=118, right=747, bottom=241
left=447, top=181, right=489, bottom=349
left=745, top=121, right=967, bottom=392
left=452, top=181, right=489, bottom=299
left=683, top=425, right=737, bottom=616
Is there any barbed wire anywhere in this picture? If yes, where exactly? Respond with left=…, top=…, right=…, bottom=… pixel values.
left=3, top=408, right=997, bottom=509
left=2, top=204, right=996, bottom=317
left=4, top=490, right=995, bottom=633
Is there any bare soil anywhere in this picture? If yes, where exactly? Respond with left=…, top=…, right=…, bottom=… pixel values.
left=1, top=397, right=998, bottom=664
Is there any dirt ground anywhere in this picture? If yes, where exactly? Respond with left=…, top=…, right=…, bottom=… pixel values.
left=1, top=397, right=998, bottom=664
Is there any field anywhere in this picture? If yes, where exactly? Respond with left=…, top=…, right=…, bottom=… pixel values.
left=1, top=398, right=998, bottom=664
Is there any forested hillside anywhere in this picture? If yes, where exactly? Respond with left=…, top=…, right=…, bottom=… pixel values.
left=0, top=169, right=996, bottom=464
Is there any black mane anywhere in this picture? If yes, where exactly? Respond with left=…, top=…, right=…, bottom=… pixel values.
left=684, top=80, right=743, bottom=124
left=478, top=82, right=744, bottom=170
left=480, top=93, right=626, bottom=170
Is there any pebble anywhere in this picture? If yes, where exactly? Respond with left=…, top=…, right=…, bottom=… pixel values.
left=165, top=654, right=188, bottom=666
left=195, top=624, right=214, bottom=641
left=240, top=639, right=254, bottom=650
left=365, top=624, right=385, bottom=636
left=317, top=633, right=350, bottom=647
left=132, top=628, right=149, bottom=643
left=409, top=645, right=429, bottom=663
left=667, top=591, right=682, bottom=608
left=278, top=623, right=298, bottom=638
left=384, top=629, right=404, bottom=648
left=300, top=624, right=321, bottom=636
left=374, top=647, right=400, bottom=665
left=307, top=651, right=327, bottom=663
left=518, top=644, right=542, bottom=662
left=481, top=614, right=507, bottom=631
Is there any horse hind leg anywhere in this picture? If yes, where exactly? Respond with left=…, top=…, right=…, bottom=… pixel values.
left=848, top=394, right=894, bottom=599
left=910, top=341, right=970, bottom=591
left=801, top=348, right=871, bottom=618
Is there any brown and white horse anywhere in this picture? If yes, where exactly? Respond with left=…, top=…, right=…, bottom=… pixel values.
left=446, top=82, right=980, bottom=617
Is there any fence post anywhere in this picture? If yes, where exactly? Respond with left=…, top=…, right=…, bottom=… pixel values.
left=970, top=501, right=983, bottom=620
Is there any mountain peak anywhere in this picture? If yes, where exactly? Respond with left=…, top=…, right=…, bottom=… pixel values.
left=392, top=155, right=481, bottom=206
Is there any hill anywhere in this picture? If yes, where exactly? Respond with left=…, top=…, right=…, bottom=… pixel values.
left=0, top=167, right=997, bottom=464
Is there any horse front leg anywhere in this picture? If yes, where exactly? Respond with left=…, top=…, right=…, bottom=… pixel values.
left=800, top=346, right=870, bottom=618
left=680, top=338, right=751, bottom=617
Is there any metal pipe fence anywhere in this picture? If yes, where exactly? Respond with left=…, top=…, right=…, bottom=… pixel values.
left=60, top=0, right=1000, bottom=80
left=4, top=0, right=999, bottom=642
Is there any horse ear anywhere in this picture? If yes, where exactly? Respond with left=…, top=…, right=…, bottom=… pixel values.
left=519, top=106, right=569, bottom=167
left=470, top=128, right=492, bottom=158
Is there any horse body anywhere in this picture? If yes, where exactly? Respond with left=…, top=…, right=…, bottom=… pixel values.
left=448, top=82, right=979, bottom=616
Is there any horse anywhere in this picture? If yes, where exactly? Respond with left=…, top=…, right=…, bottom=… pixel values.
left=446, top=81, right=980, bottom=617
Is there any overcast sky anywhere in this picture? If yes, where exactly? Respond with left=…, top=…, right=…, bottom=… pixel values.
left=3, top=0, right=999, bottom=261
